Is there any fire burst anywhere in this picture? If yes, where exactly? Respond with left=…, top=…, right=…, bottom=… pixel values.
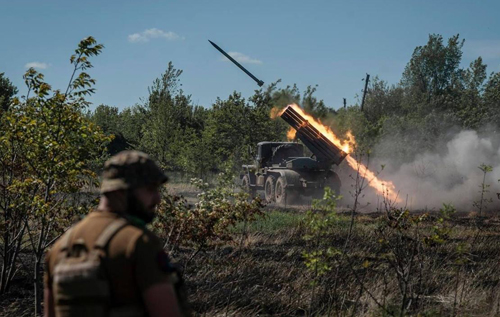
left=273, top=104, right=400, bottom=202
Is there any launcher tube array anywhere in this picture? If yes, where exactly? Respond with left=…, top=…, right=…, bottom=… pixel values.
left=280, top=106, right=347, bottom=166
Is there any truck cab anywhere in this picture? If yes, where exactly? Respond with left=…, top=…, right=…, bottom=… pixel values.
left=256, top=142, right=304, bottom=168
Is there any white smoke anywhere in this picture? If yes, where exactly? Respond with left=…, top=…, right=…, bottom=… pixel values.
left=340, top=130, right=500, bottom=212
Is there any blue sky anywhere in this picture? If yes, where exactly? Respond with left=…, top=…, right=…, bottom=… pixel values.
left=1, top=0, right=499, bottom=111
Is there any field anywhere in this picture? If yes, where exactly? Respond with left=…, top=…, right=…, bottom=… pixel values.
left=178, top=212, right=500, bottom=316
left=3, top=183, right=500, bottom=317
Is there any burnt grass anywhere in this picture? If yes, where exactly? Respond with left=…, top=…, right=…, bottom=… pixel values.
left=3, top=209, right=500, bottom=316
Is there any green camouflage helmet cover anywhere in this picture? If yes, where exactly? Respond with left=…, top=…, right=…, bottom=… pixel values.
left=100, top=150, right=168, bottom=194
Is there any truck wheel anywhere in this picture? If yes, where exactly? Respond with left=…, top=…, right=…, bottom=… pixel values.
left=241, top=175, right=256, bottom=197
left=311, top=190, right=324, bottom=200
left=275, top=176, right=287, bottom=206
left=325, top=172, right=341, bottom=196
left=265, top=176, right=276, bottom=203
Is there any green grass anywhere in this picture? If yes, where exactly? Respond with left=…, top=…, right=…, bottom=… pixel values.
left=231, top=210, right=380, bottom=235
left=232, top=210, right=306, bottom=234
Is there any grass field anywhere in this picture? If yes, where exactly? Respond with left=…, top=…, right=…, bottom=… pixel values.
left=173, top=207, right=500, bottom=316
left=2, top=186, right=500, bottom=317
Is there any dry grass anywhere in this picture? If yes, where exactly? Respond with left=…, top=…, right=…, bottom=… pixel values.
left=169, top=211, right=500, bottom=316
left=3, top=183, right=500, bottom=316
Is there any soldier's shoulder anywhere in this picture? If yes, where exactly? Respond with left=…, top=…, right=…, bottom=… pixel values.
left=116, top=220, right=159, bottom=240
left=112, top=221, right=162, bottom=256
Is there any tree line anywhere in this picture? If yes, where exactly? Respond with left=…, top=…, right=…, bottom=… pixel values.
left=88, top=34, right=500, bottom=176
left=88, top=63, right=333, bottom=179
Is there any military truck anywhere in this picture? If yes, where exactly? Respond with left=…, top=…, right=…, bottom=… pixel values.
left=241, top=106, right=348, bottom=205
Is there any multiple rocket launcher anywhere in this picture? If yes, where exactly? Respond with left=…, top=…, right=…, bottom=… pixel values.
left=210, top=39, right=402, bottom=203
left=280, top=106, right=347, bottom=166
left=209, top=40, right=348, bottom=167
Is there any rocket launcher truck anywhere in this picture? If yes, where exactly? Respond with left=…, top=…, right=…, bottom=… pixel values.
left=241, top=105, right=348, bottom=205
left=206, top=40, right=347, bottom=204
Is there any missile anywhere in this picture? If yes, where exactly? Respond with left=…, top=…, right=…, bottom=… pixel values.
left=209, top=40, right=264, bottom=87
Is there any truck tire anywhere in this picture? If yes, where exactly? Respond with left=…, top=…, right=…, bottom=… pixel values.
left=275, top=176, right=287, bottom=206
left=265, top=175, right=276, bottom=203
left=311, top=190, right=324, bottom=200
left=241, top=175, right=256, bottom=197
left=325, top=171, right=341, bottom=196
left=311, top=172, right=341, bottom=201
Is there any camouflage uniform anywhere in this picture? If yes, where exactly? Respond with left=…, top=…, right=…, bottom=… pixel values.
left=44, top=151, right=185, bottom=317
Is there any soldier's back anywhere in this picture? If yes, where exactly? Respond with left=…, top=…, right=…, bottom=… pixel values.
left=45, top=210, right=169, bottom=316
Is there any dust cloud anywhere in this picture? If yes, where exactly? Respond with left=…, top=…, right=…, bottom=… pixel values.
left=340, top=130, right=500, bottom=211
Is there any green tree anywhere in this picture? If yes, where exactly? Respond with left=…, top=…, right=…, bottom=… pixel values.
left=141, top=62, right=202, bottom=175
left=401, top=33, right=464, bottom=110
left=0, top=72, right=18, bottom=113
left=0, top=36, right=110, bottom=313
left=483, top=71, right=500, bottom=127
left=119, top=104, right=149, bottom=148
left=302, top=85, right=331, bottom=120
left=91, top=104, right=129, bottom=154
left=248, top=80, right=290, bottom=144
left=456, top=57, right=488, bottom=128
left=202, top=92, right=251, bottom=171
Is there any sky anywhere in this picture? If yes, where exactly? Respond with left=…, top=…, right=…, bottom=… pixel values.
left=1, top=0, right=500, bottom=111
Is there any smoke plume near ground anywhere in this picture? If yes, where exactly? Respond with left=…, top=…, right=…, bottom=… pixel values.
left=340, top=130, right=500, bottom=211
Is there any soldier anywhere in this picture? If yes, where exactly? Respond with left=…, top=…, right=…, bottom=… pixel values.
left=44, top=150, right=184, bottom=317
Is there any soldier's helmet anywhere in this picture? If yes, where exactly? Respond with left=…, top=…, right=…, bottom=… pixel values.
left=100, top=150, right=168, bottom=194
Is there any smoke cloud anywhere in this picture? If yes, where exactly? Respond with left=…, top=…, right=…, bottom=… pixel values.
left=340, top=130, right=500, bottom=212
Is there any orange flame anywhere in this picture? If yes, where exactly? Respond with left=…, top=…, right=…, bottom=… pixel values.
left=270, top=107, right=282, bottom=119
left=275, top=104, right=400, bottom=202
left=286, top=104, right=354, bottom=153
left=287, top=128, right=297, bottom=140
left=345, top=156, right=400, bottom=202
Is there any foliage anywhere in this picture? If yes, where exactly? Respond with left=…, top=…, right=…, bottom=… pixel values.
left=141, top=62, right=204, bottom=173
left=299, top=183, right=461, bottom=315
left=0, top=72, right=18, bottom=113
left=424, top=203, right=456, bottom=246
left=473, top=163, right=493, bottom=216
left=82, top=33, right=500, bottom=179
left=330, top=34, right=500, bottom=165
left=302, top=188, right=342, bottom=273
left=369, top=203, right=461, bottom=315
left=90, top=104, right=128, bottom=155
left=0, top=37, right=110, bottom=313
left=152, top=167, right=265, bottom=256
left=301, top=187, right=342, bottom=311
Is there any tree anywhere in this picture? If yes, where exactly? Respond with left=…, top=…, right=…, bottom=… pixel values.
left=91, top=104, right=129, bottom=154
left=302, top=85, right=331, bottom=120
left=0, top=36, right=110, bottom=314
left=456, top=57, right=488, bottom=128
left=0, top=72, right=18, bottom=113
left=119, top=104, right=149, bottom=148
left=401, top=34, right=464, bottom=110
left=483, top=71, right=500, bottom=127
left=248, top=80, right=290, bottom=145
left=202, top=92, right=251, bottom=171
left=141, top=62, right=201, bottom=174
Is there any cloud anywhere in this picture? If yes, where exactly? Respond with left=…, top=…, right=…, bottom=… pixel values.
left=128, top=28, right=183, bottom=43
left=464, top=40, right=500, bottom=60
left=25, top=62, right=49, bottom=69
left=222, top=52, right=262, bottom=65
